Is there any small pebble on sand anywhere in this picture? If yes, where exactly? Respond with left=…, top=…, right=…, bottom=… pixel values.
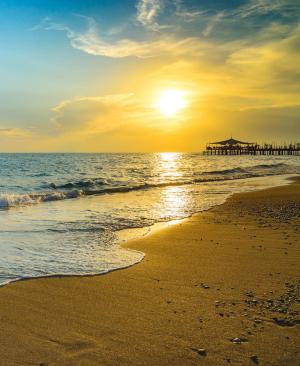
left=192, top=348, right=207, bottom=356
left=250, top=355, right=259, bottom=364
left=231, top=337, right=248, bottom=344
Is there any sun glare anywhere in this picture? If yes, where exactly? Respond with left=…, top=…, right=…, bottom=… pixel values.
left=157, top=89, right=187, bottom=117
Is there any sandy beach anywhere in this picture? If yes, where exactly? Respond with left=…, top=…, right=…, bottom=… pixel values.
left=0, top=178, right=299, bottom=366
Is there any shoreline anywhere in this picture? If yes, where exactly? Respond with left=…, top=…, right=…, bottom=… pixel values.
left=117, top=173, right=296, bottom=243
left=0, top=177, right=299, bottom=365
left=0, top=173, right=295, bottom=289
left=0, top=171, right=295, bottom=211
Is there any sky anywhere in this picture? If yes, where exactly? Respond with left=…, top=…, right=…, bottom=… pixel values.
left=0, top=0, right=300, bottom=152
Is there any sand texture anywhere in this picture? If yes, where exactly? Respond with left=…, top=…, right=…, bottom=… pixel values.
left=0, top=179, right=299, bottom=365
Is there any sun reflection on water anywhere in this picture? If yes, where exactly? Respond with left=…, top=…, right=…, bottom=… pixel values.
left=160, top=185, right=189, bottom=219
left=156, top=153, right=189, bottom=218
left=157, top=152, right=184, bottom=180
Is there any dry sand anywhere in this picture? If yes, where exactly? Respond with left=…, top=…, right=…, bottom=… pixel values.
left=0, top=178, right=299, bottom=366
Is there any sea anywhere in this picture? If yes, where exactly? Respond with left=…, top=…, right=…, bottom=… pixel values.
left=0, top=153, right=299, bottom=286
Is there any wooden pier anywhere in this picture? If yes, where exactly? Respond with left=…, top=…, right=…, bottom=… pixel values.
left=204, top=138, right=300, bottom=156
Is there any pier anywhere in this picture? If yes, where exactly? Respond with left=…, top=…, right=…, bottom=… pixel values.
left=204, top=138, right=300, bottom=156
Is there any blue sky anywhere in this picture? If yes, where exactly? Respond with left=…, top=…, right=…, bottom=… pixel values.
left=0, top=0, right=299, bottom=151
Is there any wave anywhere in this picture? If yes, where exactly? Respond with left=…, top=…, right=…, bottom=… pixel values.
left=50, top=178, right=107, bottom=189
left=0, top=190, right=83, bottom=208
left=203, top=167, right=247, bottom=175
left=203, top=163, right=290, bottom=176
left=0, top=163, right=298, bottom=209
left=251, top=163, right=288, bottom=169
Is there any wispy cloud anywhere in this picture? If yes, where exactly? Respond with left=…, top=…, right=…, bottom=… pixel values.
left=0, top=128, right=32, bottom=137
left=32, top=2, right=300, bottom=111
left=51, top=94, right=141, bottom=133
left=202, top=11, right=225, bottom=37
left=232, top=0, right=299, bottom=19
left=174, top=0, right=208, bottom=22
left=32, top=16, right=214, bottom=58
left=32, top=0, right=300, bottom=59
left=136, top=0, right=163, bottom=30
left=174, top=0, right=300, bottom=37
left=51, top=87, right=190, bottom=137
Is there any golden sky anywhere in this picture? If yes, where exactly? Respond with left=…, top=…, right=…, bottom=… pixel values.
left=1, top=0, right=300, bottom=151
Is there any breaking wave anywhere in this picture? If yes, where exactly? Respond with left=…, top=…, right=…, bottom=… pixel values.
left=0, top=163, right=297, bottom=209
left=0, top=190, right=83, bottom=208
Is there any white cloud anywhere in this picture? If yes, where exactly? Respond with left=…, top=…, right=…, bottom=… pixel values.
left=32, top=0, right=300, bottom=59
left=33, top=16, right=214, bottom=58
left=136, top=0, right=163, bottom=30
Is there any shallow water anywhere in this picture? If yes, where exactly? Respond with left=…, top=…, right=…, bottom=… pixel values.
left=0, top=153, right=299, bottom=285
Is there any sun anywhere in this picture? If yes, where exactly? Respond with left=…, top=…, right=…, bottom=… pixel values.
left=157, top=89, right=187, bottom=117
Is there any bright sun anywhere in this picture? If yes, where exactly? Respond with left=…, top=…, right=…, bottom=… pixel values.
left=157, top=89, right=187, bottom=117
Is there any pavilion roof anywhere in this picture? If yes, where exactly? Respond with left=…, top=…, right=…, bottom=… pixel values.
left=209, top=138, right=254, bottom=145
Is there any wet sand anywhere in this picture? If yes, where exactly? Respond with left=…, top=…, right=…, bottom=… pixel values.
left=0, top=178, right=299, bottom=365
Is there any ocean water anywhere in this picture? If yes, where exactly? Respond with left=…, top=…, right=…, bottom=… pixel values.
left=0, top=153, right=299, bottom=286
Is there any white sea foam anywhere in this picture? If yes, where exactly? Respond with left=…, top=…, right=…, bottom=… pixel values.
left=0, top=161, right=298, bottom=209
left=0, top=190, right=83, bottom=208
left=0, top=153, right=299, bottom=286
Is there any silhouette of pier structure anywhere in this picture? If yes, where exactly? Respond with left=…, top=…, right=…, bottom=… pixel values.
left=204, top=138, right=300, bottom=156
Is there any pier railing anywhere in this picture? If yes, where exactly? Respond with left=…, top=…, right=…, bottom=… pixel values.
left=204, top=143, right=300, bottom=156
